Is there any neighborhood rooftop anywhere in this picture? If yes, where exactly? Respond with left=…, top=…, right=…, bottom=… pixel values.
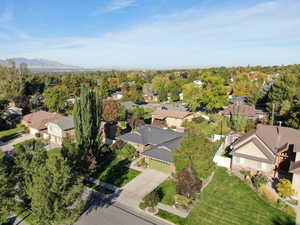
left=22, top=110, right=63, bottom=130
left=152, top=109, right=192, bottom=119
left=50, top=116, right=74, bottom=131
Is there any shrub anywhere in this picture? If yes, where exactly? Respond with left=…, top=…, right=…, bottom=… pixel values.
left=119, top=144, right=138, bottom=160
left=174, top=194, right=191, bottom=209
left=259, top=184, right=278, bottom=203
left=176, top=167, right=202, bottom=200
left=110, top=140, right=125, bottom=152
left=136, top=157, right=148, bottom=168
left=251, top=173, right=268, bottom=189
left=142, top=191, right=160, bottom=209
left=276, top=179, right=295, bottom=198
left=35, top=132, right=41, bottom=138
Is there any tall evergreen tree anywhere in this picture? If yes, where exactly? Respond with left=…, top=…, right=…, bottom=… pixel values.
left=99, top=77, right=110, bottom=99
left=74, top=86, right=101, bottom=172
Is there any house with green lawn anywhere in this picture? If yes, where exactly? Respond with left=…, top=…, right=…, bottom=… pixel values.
left=117, top=125, right=185, bottom=173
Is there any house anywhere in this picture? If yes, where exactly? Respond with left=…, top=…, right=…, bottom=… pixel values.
left=231, top=124, right=300, bottom=196
left=46, top=116, right=75, bottom=145
left=143, top=83, right=158, bottom=102
left=21, top=111, right=63, bottom=138
left=120, top=101, right=138, bottom=110
left=117, top=125, right=185, bottom=172
left=289, top=154, right=300, bottom=197
left=222, top=103, right=267, bottom=120
left=151, top=108, right=195, bottom=131
left=111, top=91, right=123, bottom=100
left=193, top=80, right=203, bottom=87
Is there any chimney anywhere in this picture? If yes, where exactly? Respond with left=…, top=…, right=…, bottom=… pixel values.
left=277, top=121, right=282, bottom=135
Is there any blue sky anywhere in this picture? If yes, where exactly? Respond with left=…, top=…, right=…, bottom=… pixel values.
left=0, top=0, right=300, bottom=69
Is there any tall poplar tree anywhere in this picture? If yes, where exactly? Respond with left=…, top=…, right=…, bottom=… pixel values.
left=74, top=85, right=101, bottom=172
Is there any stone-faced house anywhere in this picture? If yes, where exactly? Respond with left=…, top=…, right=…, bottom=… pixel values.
left=117, top=125, right=185, bottom=173
left=151, top=109, right=195, bottom=131
left=231, top=124, right=300, bottom=196
left=21, top=111, right=63, bottom=138
left=46, top=116, right=75, bottom=145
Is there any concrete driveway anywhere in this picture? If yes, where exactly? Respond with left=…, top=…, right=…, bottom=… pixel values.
left=117, top=168, right=170, bottom=208
left=0, top=134, right=35, bottom=152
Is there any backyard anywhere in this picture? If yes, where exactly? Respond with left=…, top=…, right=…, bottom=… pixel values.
left=157, top=167, right=295, bottom=225
left=0, top=124, right=24, bottom=142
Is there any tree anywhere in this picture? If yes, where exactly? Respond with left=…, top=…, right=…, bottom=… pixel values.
left=174, top=134, right=217, bottom=180
left=102, top=100, right=121, bottom=123
left=0, top=152, right=15, bottom=224
left=183, top=83, right=203, bottom=111
left=14, top=139, right=48, bottom=206
left=276, top=179, right=295, bottom=198
left=99, top=77, right=110, bottom=99
left=44, top=85, right=68, bottom=112
left=142, top=191, right=160, bottom=210
left=28, top=156, right=83, bottom=225
left=74, top=86, right=101, bottom=172
left=176, top=167, right=202, bottom=200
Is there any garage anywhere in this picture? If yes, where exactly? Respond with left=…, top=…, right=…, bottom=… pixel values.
left=148, top=158, right=172, bottom=173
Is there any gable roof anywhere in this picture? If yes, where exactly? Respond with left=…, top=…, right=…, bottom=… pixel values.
left=222, top=104, right=266, bottom=117
left=233, top=124, right=300, bottom=154
left=22, top=111, right=63, bottom=130
left=152, top=109, right=192, bottom=120
left=49, top=116, right=74, bottom=131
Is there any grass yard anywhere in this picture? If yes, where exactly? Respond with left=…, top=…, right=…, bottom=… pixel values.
left=90, top=157, right=141, bottom=187
left=156, top=209, right=186, bottom=225
left=0, top=124, right=24, bottom=142
left=186, top=167, right=295, bottom=225
left=155, top=179, right=176, bottom=205
left=156, top=167, right=295, bottom=225
left=47, top=147, right=62, bottom=158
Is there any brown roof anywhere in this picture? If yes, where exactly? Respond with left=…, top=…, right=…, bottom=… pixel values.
left=223, top=104, right=266, bottom=117
left=22, top=111, right=63, bottom=131
left=152, top=109, right=192, bottom=119
left=233, top=124, right=300, bottom=154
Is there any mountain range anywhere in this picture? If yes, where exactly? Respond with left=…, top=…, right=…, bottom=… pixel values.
left=0, top=57, right=79, bottom=70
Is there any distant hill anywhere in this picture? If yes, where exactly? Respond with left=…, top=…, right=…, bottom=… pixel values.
left=0, top=58, right=79, bottom=69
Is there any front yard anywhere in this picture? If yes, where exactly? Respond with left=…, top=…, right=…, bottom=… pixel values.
left=157, top=167, right=295, bottom=225
left=0, top=124, right=24, bottom=142
left=90, top=156, right=141, bottom=187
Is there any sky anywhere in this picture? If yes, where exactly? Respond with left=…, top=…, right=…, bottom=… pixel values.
left=0, top=0, right=300, bottom=69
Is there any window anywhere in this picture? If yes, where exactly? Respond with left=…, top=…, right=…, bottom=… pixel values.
left=236, top=157, right=245, bottom=164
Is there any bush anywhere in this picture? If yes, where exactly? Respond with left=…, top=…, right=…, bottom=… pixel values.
left=174, top=194, right=191, bottom=209
left=142, top=191, right=160, bottom=209
left=110, top=140, right=125, bottom=152
left=276, top=179, right=295, bottom=198
left=118, top=144, right=138, bottom=160
left=35, top=132, right=41, bottom=138
left=136, top=157, right=148, bottom=168
left=176, top=167, right=202, bottom=200
left=251, top=173, right=268, bottom=189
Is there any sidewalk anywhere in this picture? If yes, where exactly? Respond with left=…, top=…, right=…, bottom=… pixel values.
left=157, top=203, right=189, bottom=218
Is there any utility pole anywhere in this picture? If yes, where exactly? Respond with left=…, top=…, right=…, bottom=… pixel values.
left=271, top=103, right=275, bottom=126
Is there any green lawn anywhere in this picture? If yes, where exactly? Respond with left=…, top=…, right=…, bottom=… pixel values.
left=157, top=167, right=295, bottom=225
left=90, top=157, right=141, bottom=187
left=156, top=209, right=186, bottom=225
left=0, top=124, right=24, bottom=142
left=155, top=179, right=176, bottom=205
left=47, top=148, right=62, bottom=158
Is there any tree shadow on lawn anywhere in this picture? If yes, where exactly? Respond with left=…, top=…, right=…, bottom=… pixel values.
left=0, top=133, right=20, bottom=143
left=90, top=150, right=117, bottom=179
left=101, top=159, right=131, bottom=187
left=272, top=215, right=296, bottom=225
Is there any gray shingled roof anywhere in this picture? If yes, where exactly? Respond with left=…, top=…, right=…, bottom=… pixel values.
left=141, top=136, right=183, bottom=163
left=117, top=125, right=185, bottom=163
left=117, top=125, right=184, bottom=146
left=51, top=116, right=74, bottom=131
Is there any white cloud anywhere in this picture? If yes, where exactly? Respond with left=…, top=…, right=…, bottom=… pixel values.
left=91, top=0, right=136, bottom=15
left=1, top=0, right=300, bottom=68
